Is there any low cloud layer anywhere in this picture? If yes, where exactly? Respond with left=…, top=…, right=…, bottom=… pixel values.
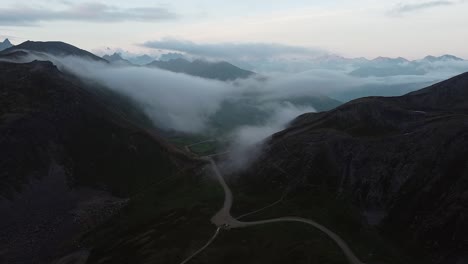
left=4, top=50, right=468, bottom=170
left=40, top=56, right=322, bottom=134
left=0, top=2, right=176, bottom=26
left=7, top=51, right=467, bottom=133
left=143, top=39, right=327, bottom=61
left=224, top=103, right=316, bottom=171
left=59, top=57, right=232, bottom=133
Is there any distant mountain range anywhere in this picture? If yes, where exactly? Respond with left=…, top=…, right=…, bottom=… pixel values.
left=159, top=52, right=186, bottom=61
left=1, top=40, right=255, bottom=81
left=3, top=38, right=465, bottom=82
left=0, top=38, right=13, bottom=51
left=102, top=52, right=133, bottom=65
left=349, top=54, right=466, bottom=77
left=100, top=52, right=256, bottom=81
left=128, top=54, right=155, bottom=65
left=147, top=58, right=255, bottom=81
left=240, top=52, right=467, bottom=75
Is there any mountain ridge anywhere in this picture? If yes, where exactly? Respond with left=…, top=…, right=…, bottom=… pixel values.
left=239, top=71, right=468, bottom=263
left=147, top=58, right=255, bottom=81
left=102, top=52, right=133, bottom=65
left=0, top=60, right=201, bottom=263
left=1, top=40, right=107, bottom=62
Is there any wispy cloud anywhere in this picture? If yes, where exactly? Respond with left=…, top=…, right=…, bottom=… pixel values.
left=0, top=2, right=177, bottom=26
left=142, top=38, right=327, bottom=60
left=389, top=1, right=456, bottom=16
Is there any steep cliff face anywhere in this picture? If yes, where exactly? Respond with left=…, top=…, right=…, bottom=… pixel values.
left=240, top=72, right=468, bottom=263
left=0, top=61, right=200, bottom=264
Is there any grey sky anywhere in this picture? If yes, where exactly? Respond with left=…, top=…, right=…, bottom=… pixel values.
left=0, top=0, right=467, bottom=59
left=0, top=2, right=176, bottom=25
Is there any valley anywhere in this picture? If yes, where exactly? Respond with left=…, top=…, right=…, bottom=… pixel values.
left=0, top=37, right=467, bottom=264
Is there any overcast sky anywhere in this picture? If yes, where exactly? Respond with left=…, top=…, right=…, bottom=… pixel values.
left=0, top=0, right=467, bottom=59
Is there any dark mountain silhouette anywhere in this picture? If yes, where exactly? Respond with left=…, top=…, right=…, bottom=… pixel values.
left=239, top=72, right=468, bottom=263
left=147, top=58, right=255, bottom=81
left=0, top=60, right=200, bottom=264
left=1, top=40, right=106, bottom=62
left=0, top=38, right=13, bottom=51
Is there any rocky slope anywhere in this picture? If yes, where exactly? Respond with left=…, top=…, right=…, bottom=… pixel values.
left=0, top=60, right=200, bottom=264
left=239, top=72, right=468, bottom=263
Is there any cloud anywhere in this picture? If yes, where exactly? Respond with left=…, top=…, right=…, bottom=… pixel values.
left=389, top=1, right=456, bottom=16
left=142, top=38, right=327, bottom=60
left=9, top=53, right=330, bottom=134
left=56, top=57, right=232, bottom=133
left=6, top=49, right=468, bottom=134
left=223, top=103, right=316, bottom=172
left=5, top=50, right=468, bottom=171
left=2, top=52, right=321, bottom=134
left=0, top=2, right=177, bottom=26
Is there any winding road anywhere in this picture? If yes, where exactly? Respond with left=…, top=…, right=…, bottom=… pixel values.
left=179, top=227, right=221, bottom=264
left=179, top=141, right=366, bottom=264
left=204, top=157, right=366, bottom=264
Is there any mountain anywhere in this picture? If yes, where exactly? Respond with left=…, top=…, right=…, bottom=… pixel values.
left=127, top=54, right=155, bottom=65
left=330, top=81, right=435, bottom=102
left=102, top=52, right=133, bottom=65
left=0, top=60, right=201, bottom=264
left=159, top=52, right=186, bottom=61
left=238, top=72, right=468, bottom=263
left=350, top=56, right=419, bottom=77
left=1, top=59, right=308, bottom=264
left=147, top=58, right=255, bottom=81
left=0, top=50, right=29, bottom=61
left=350, top=54, right=466, bottom=78
left=0, top=38, right=13, bottom=51
left=1, top=40, right=106, bottom=62
left=371, top=56, right=409, bottom=64
left=2, top=40, right=468, bottom=264
left=209, top=95, right=342, bottom=134
left=422, top=54, right=464, bottom=63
